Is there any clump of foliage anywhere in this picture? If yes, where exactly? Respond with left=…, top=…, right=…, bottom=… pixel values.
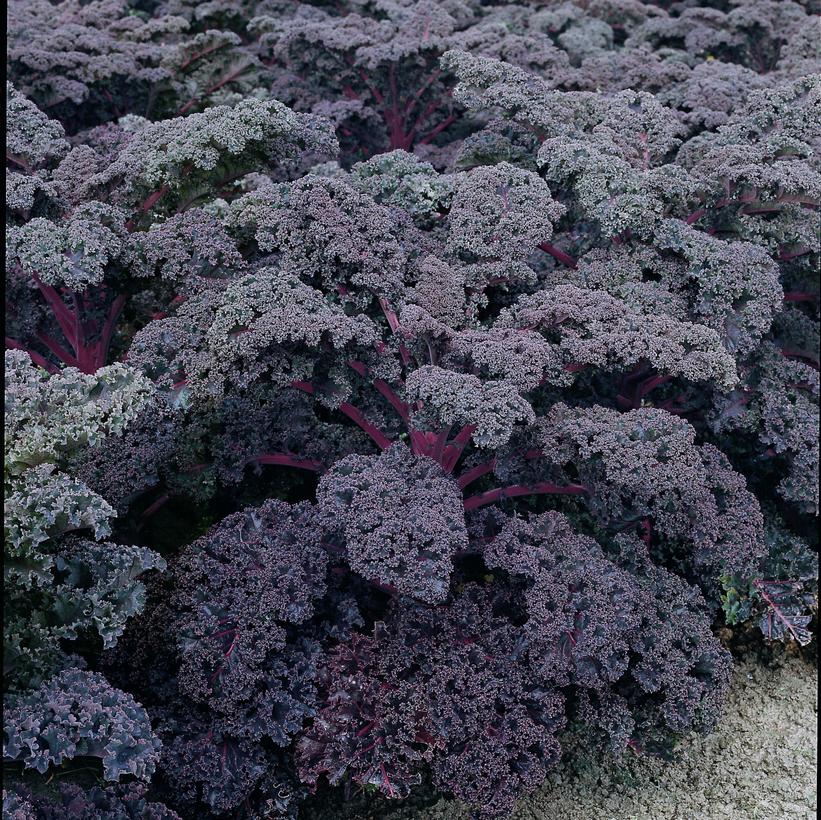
left=3, top=351, right=163, bottom=688
left=3, top=669, right=161, bottom=781
left=4, top=1, right=819, bottom=818
left=3, top=781, right=182, bottom=819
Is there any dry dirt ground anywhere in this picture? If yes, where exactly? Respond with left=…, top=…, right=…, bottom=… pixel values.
left=305, top=651, right=817, bottom=820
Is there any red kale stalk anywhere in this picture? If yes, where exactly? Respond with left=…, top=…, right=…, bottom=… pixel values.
left=755, top=579, right=814, bottom=645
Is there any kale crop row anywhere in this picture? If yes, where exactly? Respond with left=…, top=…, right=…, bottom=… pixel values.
left=4, top=1, right=819, bottom=818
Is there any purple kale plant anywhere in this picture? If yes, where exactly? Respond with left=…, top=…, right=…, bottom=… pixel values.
left=3, top=781, right=182, bottom=820
left=4, top=1, right=819, bottom=818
